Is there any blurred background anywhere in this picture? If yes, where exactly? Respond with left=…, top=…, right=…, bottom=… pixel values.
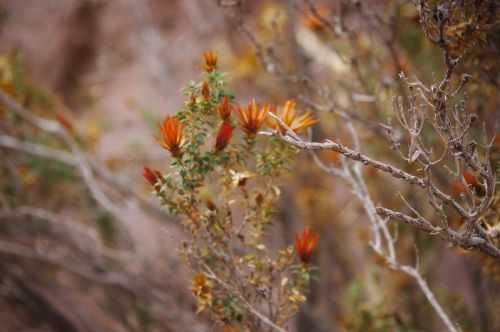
left=0, top=0, right=499, bottom=331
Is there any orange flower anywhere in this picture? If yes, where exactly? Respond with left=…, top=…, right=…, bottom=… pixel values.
left=463, top=171, right=484, bottom=196
left=301, top=5, right=331, bottom=31
left=143, top=166, right=162, bottom=186
left=451, top=180, right=466, bottom=197
left=215, top=121, right=233, bottom=151
left=217, top=96, right=232, bottom=120
left=236, top=100, right=268, bottom=137
left=269, top=100, right=318, bottom=134
left=494, top=134, right=500, bottom=146
left=463, top=171, right=477, bottom=187
left=201, top=81, right=211, bottom=101
left=206, top=199, right=217, bottom=211
left=191, top=272, right=213, bottom=313
left=158, top=116, right=184, bottom=157
left=203, top=51, right=218, bottom=73
left=295, top=228, right=320, bottom=264
left=56, top=112, right=75, bottom=133
left=452, top=171, right=480, bottom=196
left=222, top=325, right=236, bottom=332
left=321, top=150, right=341, bottom=166
left=191, top=273, right=211, bottom=297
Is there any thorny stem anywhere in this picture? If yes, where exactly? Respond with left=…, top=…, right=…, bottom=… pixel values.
left=266, top=111, right=460, bottom=331
left=299, top=137, right=459, bottom=331
left=272, top=131, right=499, bottom=259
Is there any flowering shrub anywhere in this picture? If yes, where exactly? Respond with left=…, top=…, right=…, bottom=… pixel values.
left=144, top=52, right=318, bottom=330
left=0, top=1, right=498, bottom=331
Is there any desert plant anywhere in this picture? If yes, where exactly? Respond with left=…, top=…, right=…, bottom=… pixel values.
left=145, top=52, right=319, bottom=331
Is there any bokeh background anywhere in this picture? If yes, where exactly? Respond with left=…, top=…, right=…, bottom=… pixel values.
left=0, top=1, right=499, bottom=331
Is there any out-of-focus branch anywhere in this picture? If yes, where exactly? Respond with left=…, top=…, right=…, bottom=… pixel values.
left=0, top=239, right=133, bottom=289
left=0, top=134, right=76, bottom=165
left=0, top=206, right=132, bottom=262
left=0, top=235, right=181, bottom=308
left=0, top=91, right=131, bottom=226
left=1, top=91, right=180, bottom=221
left=0, top=133, right=169, bottom=223
left=303, top=0, right=343, bottom=37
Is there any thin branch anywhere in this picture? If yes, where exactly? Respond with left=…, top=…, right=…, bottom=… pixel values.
left=266, top=106, right=461, bottom=331
left=203, top=264, right=288, bottom=332
left=0, top=91, right=174, bottom=231
left=377, top=206, right=500, bottom=259
left=275, top=131, right=426, bottom=186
